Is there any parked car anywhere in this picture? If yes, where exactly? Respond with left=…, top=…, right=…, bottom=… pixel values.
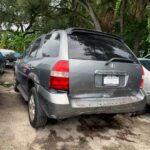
left=0, top=49, right=16, bottom=67
left=0, top=52, right=5, bottom=74
left=14, top=52, right=22, bottom=59
left=138, top=58, right=150, bottom=105
left=144, top=54, right=150, bottom=59
left=14, top=28, right=146, bottom=128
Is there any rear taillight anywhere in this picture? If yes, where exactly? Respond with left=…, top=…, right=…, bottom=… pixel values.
left=50, top=60, right=69, bottom=90
left=140, top=66, right=144, bottom=89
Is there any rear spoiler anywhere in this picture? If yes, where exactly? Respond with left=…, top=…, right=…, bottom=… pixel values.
left=66, top=28, right=123, bottom=42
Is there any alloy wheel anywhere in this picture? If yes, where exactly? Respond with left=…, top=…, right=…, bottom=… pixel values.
left=29, top=95, right=35, bottom=121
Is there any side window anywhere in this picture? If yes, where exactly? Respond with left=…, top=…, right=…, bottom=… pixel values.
left=29, top=38, right=41, bottom=57
left=36, top=35, right=51, bottom=58
left=36, top=32, right=60, bottom=58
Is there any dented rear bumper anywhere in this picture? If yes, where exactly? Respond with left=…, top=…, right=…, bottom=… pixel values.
left=37, top=85, right=146, bottom=119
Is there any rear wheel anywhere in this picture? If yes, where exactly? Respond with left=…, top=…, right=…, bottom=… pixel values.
left=13, top=73, right=19, bottom=92
left=0, top=65, right=4, bottom=74
left=28, top=87, right=47, bottom=128
left=2, top=66, right=4, bottom=74
left=107, top=114, right=116, bottom=117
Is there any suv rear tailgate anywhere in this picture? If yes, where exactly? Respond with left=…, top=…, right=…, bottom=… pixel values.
left=68, top=32, right=141, bottom=99
left=69, top=60, right=141, bottom=98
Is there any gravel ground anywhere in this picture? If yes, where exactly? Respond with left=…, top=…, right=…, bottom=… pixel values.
left=0, top=69, right=150, bottom=150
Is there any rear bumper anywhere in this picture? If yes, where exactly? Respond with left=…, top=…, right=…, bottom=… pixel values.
left=37, top=85, right=146, bottom=119
left=146, top=94, right=150, bottom=105
left=5, top=60, right=15, bottom=67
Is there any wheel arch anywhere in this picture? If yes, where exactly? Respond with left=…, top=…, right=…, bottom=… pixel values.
left=27, top=72, right=40, bottom=93
left=28, top=78, right=35, bottom=93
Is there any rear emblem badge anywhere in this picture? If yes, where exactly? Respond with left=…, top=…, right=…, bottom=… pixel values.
left=110, top=63, right=115, bottom=68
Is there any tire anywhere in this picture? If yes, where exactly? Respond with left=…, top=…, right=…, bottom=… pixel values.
left=2, top=64, right=5, bottom=74
left=1, top=66, right=4, bottom=74
left=107, top=114, right=116, bottom=117
left=28, top=87, right=47, bottom=128
left=128, top=109, right=146, bottom=117
left=13, top=73, right=19, bottom=92
left=0, top=65, right=3, bottom=74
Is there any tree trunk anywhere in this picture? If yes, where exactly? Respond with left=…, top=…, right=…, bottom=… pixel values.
left=134, top=39, right=140, bottom=56
left=120, top=0, right=127, bottom=33
left=74, top=0, right=102, bottom=31
left=85, top=0, right=102, bottom=31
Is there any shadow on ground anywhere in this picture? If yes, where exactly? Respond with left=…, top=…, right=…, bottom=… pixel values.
left=1, top=69, right=150, bottom=150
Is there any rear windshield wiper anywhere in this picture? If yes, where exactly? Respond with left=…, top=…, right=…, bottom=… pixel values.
left=105, top=58, right=135, bottom=65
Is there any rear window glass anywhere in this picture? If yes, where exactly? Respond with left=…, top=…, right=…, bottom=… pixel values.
left=68, top=32, right=137, bottom=62
left=140, top=60, right=150, bottom=71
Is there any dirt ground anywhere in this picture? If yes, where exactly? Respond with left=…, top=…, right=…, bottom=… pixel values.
left=1, top=69, right=150, bottom=150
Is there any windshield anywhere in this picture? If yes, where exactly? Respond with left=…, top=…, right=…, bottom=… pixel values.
left=68, top=32, right=138, bottom=63
left=140, top=60, right=150, bottom=71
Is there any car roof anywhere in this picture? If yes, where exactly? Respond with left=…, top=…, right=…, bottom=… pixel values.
left=36, top=28, right=123, bottom=43
left=0, top=49, right=15, bottom=56
left=0, top=49, right=15, bottom=53
left=47, top=28, right=122, bottom=42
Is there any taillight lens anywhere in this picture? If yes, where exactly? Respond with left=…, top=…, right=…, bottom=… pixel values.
left=50, top=60, right=69, bottom=90
left=140, top=66, right=144, bottom=89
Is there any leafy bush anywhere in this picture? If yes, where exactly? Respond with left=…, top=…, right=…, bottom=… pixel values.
left=0, top=32, right=38, bottom=52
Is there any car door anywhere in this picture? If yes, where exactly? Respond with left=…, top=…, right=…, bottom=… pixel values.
left=18, top=38, right=42, bottom=94
left=34, top=32, right=61, bottom=89
left=17, top=44, right=32, bottom=85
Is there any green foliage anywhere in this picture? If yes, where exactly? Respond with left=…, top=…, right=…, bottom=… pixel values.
left=0, top=32, right=10, bottom=48
left=9, top=34, right=37, bottom=52
left=122, top=18, right=148, bottom=55
left=0, top=32, right=37, bottom=52
left=114, top=0, right=122, bottom=17
left=0, top=0, right=149, bottom=55
left=146, top=2, right=150, bottom=52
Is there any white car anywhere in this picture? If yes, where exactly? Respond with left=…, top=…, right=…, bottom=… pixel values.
left=139, top=58, right=150, bottom=105
left=144, top=54, right=150, bottom=59
left=0, top=49, right=15, bottom=55
left=0, top=49, right=16, bottom=67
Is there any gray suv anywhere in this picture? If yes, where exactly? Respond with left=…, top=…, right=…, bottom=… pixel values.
left=14, top=28, right=146, bottom=128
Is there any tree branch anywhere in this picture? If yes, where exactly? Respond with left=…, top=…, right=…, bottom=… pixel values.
left=73, top=0, right=102, bottom=31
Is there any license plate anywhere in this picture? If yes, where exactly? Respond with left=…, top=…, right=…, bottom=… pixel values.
left=103, top=76, right=119, bottom=85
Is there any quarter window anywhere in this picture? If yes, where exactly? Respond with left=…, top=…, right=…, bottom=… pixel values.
left=36, top=32, right=60, bottom=58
